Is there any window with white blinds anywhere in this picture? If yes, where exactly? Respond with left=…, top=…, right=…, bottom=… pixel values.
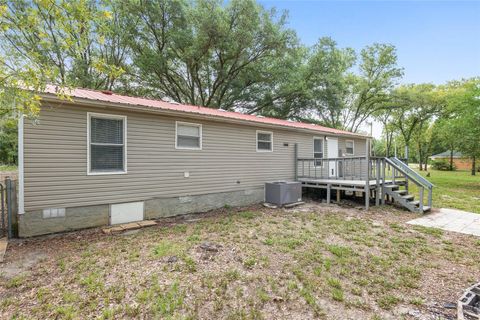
left=256, top=131, right=273, bottom=152
left=88, top=113, right=126, bottom=174
left=176, top=122, right=202, bottom=149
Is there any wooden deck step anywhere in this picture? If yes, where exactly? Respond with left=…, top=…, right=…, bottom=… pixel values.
left=401, top=194, right=414, bottom=201
left=394, top=190, right=407, bottom=195
left=384, top=184, right=400, bottom=189
left=102, top=220, right=157, bottom=234
left=408, top=200, right=431, bottom=213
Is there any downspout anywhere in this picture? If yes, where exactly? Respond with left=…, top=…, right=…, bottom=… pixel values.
left=294, top=143, right=298, bottom=181
left=18, top=115, right=24, bottom=215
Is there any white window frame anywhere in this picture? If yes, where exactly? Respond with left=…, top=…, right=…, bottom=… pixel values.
left=313, top=136, right=324, bottom=167
left=175, top=121, right=203, bottom=150
left=345, top=139, right=355, bottom=156
left=256, top=130, right=273, bottom=152
left=87, top=112, right=127, bottom=175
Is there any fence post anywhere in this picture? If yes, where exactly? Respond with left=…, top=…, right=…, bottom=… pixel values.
left=6, top=178, right=13, bottom=239
left=1, top=184, right=4, bottom=235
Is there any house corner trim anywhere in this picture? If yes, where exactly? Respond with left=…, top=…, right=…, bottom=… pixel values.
left=18, top=114, right=25, bottom=214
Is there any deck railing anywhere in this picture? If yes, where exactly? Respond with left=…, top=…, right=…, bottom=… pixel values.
left=295, top=155, right=432, bottom=211
left=297, top=156, right=368, bottom=180
left=296, top=156, right=404, bottom=181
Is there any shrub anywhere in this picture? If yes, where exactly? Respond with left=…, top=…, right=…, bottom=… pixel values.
left=431, top=159, right=455, bottom=171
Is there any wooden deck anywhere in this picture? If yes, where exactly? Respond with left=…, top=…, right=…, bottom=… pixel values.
left=294, top=154, right=433, bottom=213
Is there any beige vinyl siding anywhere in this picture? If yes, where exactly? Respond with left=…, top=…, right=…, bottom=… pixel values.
left=299, top=136, right=368, bottom=178
left=25, top=103, right=344, bottom=211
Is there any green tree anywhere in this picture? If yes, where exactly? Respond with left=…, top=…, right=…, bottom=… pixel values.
left=0, top=118, right=17, bottom=165
left=345, top=44, right=403, bottom=132
left=431, top=119, right=458, bottom=170
left=389, top=84, right=445, bottom=163
left=1, top=0, right=128, bottom=94
left=303, top=37, right=355, bottom=129
left=301, top=41, right=402, bottom=132
left=412, top=121, right=435, bottom=170
left=124, top=0, right=297, bottom=110
left=375, top=108, right=398, bottom=157
left=445, top=78, right=480, bottom=175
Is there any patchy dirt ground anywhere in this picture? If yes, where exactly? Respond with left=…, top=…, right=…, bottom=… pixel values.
left=1, top=202, right=479, bottom=319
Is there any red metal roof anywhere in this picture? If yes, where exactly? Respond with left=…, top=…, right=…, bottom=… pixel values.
left=43, top=85, right=367, bottom=138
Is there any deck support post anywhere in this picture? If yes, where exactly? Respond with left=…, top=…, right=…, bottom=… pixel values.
left=375, top=158, right=380, bottom=206
left=419, top=187, right=424, bottom=213
left=364, top=186, right=369, bottom=210
left=326, top=184, right=331, bottom=204
left=381, top=158, right=386, bottom=205
left=336, top=189, right=341, bottom=202
left=364, top=140, right=371, bottom=210
left=427, top=187, right=432, bottom=207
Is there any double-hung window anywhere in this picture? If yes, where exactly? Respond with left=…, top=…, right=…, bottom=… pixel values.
left=313, top=137, right=324, bottom=166
left=256, top=131, right=273, bottom=152
left=88, top=113, right=126, bottom=175
left=176, top=122, right=202, bottom=150
left=345, top=140, right=354, bottom=155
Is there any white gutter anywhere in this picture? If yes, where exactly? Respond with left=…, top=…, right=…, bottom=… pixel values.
left=18, top=114, right=25, bottom=214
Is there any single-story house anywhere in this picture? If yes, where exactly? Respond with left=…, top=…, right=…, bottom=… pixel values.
left=430, top=151, right=474, bottom=171
left=17, top=86, right=370, bottom=237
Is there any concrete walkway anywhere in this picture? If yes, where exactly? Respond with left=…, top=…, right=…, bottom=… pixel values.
left=407, top=208, right=480, bottom=236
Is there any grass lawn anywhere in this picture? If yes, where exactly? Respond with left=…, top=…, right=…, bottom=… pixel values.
left=409, top=168, right=480, bottom=213
left=1, top=204, right=479, bottom=319
left=0, top=165, right=17, bottom=172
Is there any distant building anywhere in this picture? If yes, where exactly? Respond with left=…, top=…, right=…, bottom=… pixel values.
left=430, top=151, right=473, bottom=170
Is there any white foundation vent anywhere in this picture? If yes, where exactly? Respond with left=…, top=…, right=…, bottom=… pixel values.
left=110, top=201, right=144, bottom=225
left=43, top=208, right=66, bottom=219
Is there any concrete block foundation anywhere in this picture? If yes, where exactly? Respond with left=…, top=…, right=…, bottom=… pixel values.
left=18, top=188, right=264, bottom=237
left=144, top=187, right=264, bottom=219
left=18, top=204, right=109, bottom=237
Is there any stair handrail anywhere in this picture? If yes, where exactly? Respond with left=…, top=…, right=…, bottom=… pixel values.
left=384, top=157, right=433, bottom=210
left=384, top=158, right=423, bottom=188
left=390, top=157, right=434, bottom=189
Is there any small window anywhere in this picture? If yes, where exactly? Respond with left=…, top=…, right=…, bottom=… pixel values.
left=345, top=140, right=354, bottom=155
left=176, top=122, right=202, bottom=150
left=88, top=113, right=126, bottom=175
left=256, top=131, right=273, bottom=152
left=313, top=137, right=324, bottom=166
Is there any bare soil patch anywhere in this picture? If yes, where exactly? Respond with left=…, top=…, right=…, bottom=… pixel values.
left=1, top=202, right=479, bottom=319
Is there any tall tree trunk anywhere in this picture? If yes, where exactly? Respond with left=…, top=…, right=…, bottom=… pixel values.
left=472, top=156, right=476, bottom=176
left=450, top=150, right=454, bottom=171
